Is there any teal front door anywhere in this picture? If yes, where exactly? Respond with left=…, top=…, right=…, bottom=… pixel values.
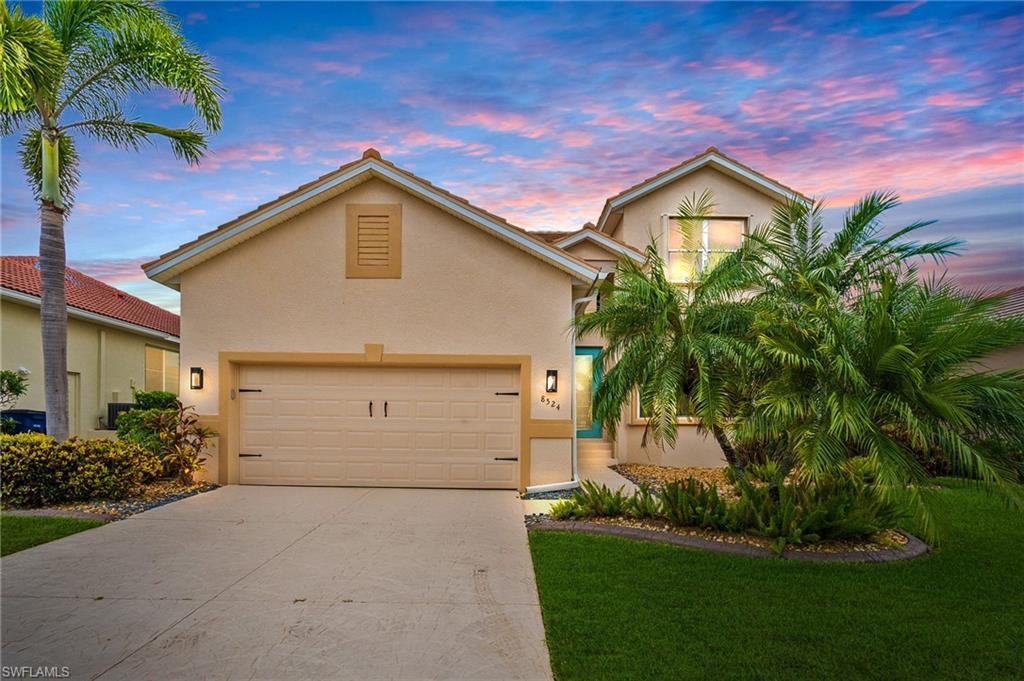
left=575, top=347, right=603, bottom=438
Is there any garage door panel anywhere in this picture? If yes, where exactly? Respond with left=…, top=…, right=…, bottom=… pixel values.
left=238, top=365, right=519, bottom=488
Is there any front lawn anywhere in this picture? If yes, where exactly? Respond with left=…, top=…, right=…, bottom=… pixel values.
left=529, top=480, right=1024, bottom=681
left=0, top=515, right=104, bottom=556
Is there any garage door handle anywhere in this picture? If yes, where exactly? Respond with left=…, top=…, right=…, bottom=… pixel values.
left=493, top=457, right=519, bottom=461
left=495, top=391, right=519, bottom=396
left=239, top=453, right=262, bottom=458
left=384, top=401, right=388, bottom=418
left=369, top=400, right=373, bottom=417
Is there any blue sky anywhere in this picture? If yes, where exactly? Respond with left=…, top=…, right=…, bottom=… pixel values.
left=2, top=1, right=1022, bottom=312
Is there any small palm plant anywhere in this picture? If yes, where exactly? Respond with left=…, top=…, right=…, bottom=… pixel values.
left=1, top=0, right=223, bottom=440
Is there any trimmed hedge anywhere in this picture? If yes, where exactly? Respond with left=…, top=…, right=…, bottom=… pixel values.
left=132, top=390, right=178, bottom=410
left=116, top=407, right=171, bottom=454
left=0, top=434, right=161, bottom=507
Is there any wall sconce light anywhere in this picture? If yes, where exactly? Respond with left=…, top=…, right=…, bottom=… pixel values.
left=545, top=369, right=558, bottom=393
left=189, top=367, right=204, bottom=390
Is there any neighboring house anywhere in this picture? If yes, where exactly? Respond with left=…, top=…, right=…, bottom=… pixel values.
left=1, top=256, right=180, bottom=437
left=983, top=286, right=1024, bottom=372
left=142, top=146, right=805, bottom=491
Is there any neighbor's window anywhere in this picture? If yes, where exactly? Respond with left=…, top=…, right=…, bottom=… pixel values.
left=666, top=217, right=746, bottom=283
left=346, top=203, right=402, bottom=278
left=145, top=346, right=180, bottom=394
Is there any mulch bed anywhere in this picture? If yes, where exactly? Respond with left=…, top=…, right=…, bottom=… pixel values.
left=612, top=463, right=735, bottom=493
left=529, top=516, right=929, bottom=563
left=5, top=480, right=219, bottom=522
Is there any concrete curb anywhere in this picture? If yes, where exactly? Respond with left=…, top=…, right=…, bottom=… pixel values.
left=528, top=519, right=930, bottom=563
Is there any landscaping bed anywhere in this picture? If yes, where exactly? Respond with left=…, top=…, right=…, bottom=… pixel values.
left=612, top=463, right=733, bottom=493
left=50, top=479, right=218, bottom=519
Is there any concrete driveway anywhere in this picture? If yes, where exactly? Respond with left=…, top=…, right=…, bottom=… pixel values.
left=1, top=487, right=552, bottom=681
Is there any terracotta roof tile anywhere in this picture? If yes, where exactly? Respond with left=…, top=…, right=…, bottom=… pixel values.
left=1, top=256, right=179, bottom=337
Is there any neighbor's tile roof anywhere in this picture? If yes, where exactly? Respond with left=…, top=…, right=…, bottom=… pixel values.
left=992, top=286, right=1024, bottom=319
left=1, top=256, right=179, bottom=337
left=531, top=230, right=580, bottom=243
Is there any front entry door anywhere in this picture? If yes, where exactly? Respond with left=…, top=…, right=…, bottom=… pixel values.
left=575, top=347, right=602, bottom=438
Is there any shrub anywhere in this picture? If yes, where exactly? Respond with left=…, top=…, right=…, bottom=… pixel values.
left=624, top=485, right=659, bottom=519
left=0, top=433, right=161, bottom=507
left=132, top=390, right=178, bottom=410
left=145, top=402, right=215, bottom=484
left=116, top=407, right=171, bottom=453
left=658, top=478, right=729, bottom=529
left=547, top=471, right=906, bottom=554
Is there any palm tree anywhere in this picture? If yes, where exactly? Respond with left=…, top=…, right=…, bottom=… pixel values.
left=1, top=0, right=222, bottom=440
left=575, top=191, right=757, bottom=470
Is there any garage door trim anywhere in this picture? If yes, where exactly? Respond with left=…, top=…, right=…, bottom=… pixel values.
left=215, top=349, right=538, bottom=491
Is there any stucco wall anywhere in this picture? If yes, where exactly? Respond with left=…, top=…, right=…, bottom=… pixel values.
left=978, top=345, right=1024, bottom=372
left=610, top=166, right=780, bottom=252
left=177, top=177, right=577, bottom=486
left=0, top=298, right=178, bottom=437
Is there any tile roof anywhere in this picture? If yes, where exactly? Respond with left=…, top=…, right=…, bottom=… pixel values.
left=991, top=285, right=1024, bottom=319
left=1, top=256, right=180, bottom=337
left=531, top=230, right=580, bottom=243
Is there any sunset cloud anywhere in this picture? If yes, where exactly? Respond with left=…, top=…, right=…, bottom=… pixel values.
left=1, top=0, right=1020, bottom=310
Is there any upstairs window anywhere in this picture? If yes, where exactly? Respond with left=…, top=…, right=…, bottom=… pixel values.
left=145, top=346, right=179, bottom=394
left=665, top=217, right=746, bottom=284
left=346, top=204, right=402, bottom=278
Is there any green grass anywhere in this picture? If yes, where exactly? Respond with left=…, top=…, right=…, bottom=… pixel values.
left=1, top=514, right=104, bottom=556
left=529, top=480, right=1024, bottom=681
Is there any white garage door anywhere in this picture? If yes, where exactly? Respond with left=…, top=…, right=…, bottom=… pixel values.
left=237, top=365, right=520, bottom=488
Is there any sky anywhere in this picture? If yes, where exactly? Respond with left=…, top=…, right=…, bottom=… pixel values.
left=2, top=1, right=1022, bottom=313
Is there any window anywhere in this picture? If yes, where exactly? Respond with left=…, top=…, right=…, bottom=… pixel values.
left=145, top=346, right=180, bottom=394
left=634, top=391, right=697, bottom=424
left=346, top=203, right=402, bottom=278
left=665, top=217, right=746, bottom=284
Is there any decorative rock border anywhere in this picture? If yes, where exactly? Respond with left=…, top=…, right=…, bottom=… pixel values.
left=528, top=518, right=929, bottom=563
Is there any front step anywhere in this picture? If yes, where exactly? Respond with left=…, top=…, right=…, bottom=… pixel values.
left=578, top=439, right=614, bottom=462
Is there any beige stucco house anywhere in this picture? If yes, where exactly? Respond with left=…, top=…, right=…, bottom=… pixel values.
left=143, top=146, right=805, bottom=491
left=1, top=257, right=180, bottom=437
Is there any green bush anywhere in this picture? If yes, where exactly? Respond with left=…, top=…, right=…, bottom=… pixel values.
left=132, top=390, right=178, bottom=410
left=116, top=407, right=171, bottom=453
left=550, top=472, right=906, bottom=553
left=659, top=478, right=730, bottom=528
left=1, top=433, right=161, bottom=507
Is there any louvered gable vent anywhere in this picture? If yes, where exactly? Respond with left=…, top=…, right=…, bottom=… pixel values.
left=346, top=204, right=402, bottom=278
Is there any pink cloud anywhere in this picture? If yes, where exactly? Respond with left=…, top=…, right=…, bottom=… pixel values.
left=925, top=92, right=989, bottom=108
left=449, top=111, right=550, bottom=139
left=875, top=2, right=923, bottom=18
left=854, top=110, right=905, bottom=127
left=560, top=130, right=594, bottom=148
left=311, top=61, right=362, bottom=77
left=713, top=57, right=778, bottom=79
left=637, top=99, right=737, bottom=135
left=400, top=130, right=492, bottom=156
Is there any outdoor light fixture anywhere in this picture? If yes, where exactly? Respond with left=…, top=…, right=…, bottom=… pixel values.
left=190, top=367, right=204, bottom=390
left=546, top=369, right=558, bottom=393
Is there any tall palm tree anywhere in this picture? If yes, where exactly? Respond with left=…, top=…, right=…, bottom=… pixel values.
left=1, top=0, right=222, bottom=440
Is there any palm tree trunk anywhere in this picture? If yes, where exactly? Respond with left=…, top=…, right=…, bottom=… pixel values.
left=710, top=423, right=743, bottom=470
left=39, top=130, right=69, bottom=441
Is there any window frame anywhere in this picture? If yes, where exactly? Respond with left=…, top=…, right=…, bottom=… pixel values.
left=662, top=214, right=749, bottom=284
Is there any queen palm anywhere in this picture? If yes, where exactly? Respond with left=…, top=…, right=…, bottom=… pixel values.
left=1, top=0, right=222, bottom=440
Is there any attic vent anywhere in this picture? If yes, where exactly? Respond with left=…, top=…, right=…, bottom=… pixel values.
left=346, top=204, right=402, bottom=278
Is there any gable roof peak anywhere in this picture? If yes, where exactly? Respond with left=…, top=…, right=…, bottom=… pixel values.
left=362, top=147, right=382, bottom=160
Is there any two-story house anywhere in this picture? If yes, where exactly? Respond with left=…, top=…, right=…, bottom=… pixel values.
left=142, top=146, right=805, bottom=491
